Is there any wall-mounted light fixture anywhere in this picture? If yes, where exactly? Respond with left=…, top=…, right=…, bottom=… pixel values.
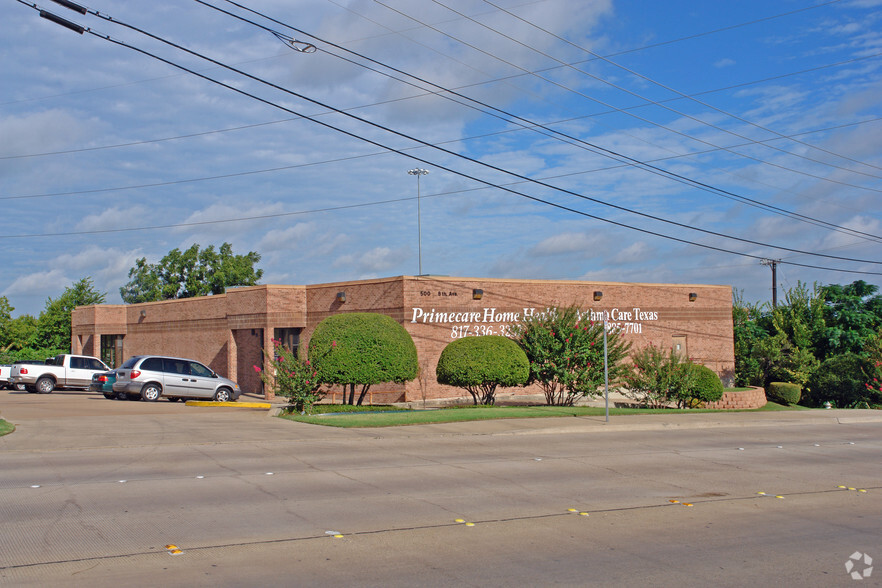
left=336, top=291, right=346, bottom=303
left=139, top=310, right=147, bottom=318
left=593, top=291, right=603, bottom=302
left=689, top=292, right=698, bottom=302
left=472, top=289, right=483, bottom=300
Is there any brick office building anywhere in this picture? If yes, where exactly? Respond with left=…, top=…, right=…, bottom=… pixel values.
left=71, top=275, right=735, bottom=402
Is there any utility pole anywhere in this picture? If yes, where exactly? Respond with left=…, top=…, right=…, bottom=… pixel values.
left=760, top=259, right=780, bottom=308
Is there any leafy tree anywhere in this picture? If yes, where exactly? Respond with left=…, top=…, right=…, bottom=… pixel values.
left=255, top=339, right=323, bottom=413
left=819, top=280, right=882, bottom=358
left=509, top=306, right=630, bottom=406
left=732, top=290, right=770, bottom=387
left=29, top=278, right=106, bottom=352
left=120, top=242, right=263, bottom=303
left=436, top=335, right=529, bottom=405
left=805, top=353, right=879, bottom=408
left=0, top=296, right=15, bottom=351
left=308, top=313, right=418, bottom=406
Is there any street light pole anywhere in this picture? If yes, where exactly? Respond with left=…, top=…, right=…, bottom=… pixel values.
left=408, top=168, right=429, bottom=275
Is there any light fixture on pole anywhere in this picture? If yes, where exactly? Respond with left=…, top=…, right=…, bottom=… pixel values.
left=408, top=168, right=429, bottom=275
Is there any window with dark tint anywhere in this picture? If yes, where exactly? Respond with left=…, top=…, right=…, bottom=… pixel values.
left=140, top=357, right=164, bottom=372
left=71, top=357, right=87, bottom=370
left=188, top=362, right=213, bottom=378
left=89, top=359, right=105, bottom=370
left=164, top=359, right=189, bottom=375
left=121, top=357, right=140, bottom=369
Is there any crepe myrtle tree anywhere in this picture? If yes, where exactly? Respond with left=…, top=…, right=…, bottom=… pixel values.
left=436, top=335, right=529, bottom=405
left=308, top=313, right=418, bottom=405
left=509, top=305, right=630, bottom=406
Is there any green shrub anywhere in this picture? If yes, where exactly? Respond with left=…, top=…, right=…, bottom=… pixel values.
left=308, top=313, right=418, bottom=406
left=804, top=353, right=877, bottom=408
left=686, top=365, right=725, bottom=406
left=767, top=381, right=801, bottom=405
left=256, top=339, right=323, bottom=413
left=436, top=336, right=529, bottom=405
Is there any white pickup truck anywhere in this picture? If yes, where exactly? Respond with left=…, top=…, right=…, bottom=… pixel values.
left=9, top=354, right=110, bottom=394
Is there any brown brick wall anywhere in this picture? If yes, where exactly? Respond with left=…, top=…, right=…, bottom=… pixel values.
left=705, top=387, right=767, bottom=410
left=72, top=277, right=734, bottom=402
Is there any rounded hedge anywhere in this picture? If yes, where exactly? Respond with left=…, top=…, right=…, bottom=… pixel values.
left=767, top=381, right=801, bottom=405
left=689, top=364, right=724, bottom=404
left=805, top=353, right=872, bottom=408
left=436, top=335, right=529, bottom=389
left=308, top=313, right=418, bottom=385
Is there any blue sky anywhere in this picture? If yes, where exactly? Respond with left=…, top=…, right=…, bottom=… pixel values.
left=2, top=0, right=881, bottom=317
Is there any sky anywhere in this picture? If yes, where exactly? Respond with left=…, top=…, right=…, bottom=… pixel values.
left=2, top=0, right=881, bottom=317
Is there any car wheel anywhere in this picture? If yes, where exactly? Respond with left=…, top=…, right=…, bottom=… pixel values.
left=36, top=377, right=55, bottom=394
left=140, top=383, right=161, bottom=402
left=214, top=388, right=232, bottom=402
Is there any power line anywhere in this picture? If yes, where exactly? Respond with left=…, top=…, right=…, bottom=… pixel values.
left=198, top=0, right=882, bottom=244
left=479, top=0, right=882, bottom=176
left=378, top=0, right=882, bottom=189
left=14, top=2, right=882, bottom=275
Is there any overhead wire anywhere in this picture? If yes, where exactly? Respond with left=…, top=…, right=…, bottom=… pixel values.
left=478, top=0, right=882, bottom=175
left=199, top=0, right=882, bottom=244
left=12, top=1, right=882, bottom=275
left=377, top=0, right=882, bottom=189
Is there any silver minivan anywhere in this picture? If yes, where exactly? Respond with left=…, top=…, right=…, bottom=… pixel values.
left=113, top=355, right=241, bottom=402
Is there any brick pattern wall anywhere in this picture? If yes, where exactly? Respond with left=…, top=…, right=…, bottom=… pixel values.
left=704, top=387, right=767, bottom=410
left=72, top=277, right=735, bottom=403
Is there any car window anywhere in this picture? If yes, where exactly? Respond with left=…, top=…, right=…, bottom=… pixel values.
left=89, top=359, right=105, bottom=370
left=164, top=359, right=190, bottom=375
left=121, top=357, right=139, bottom=369
left=188, top=362, right=213, bottom=378
left=140, top=357, right=164, bottom=372
left=71, top=357, right=86, bottom=370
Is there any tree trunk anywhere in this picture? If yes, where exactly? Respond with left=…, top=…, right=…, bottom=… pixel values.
left=356, top=384, right=371, bottom=406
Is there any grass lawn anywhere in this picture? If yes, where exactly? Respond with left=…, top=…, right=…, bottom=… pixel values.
left=280, top=401, right=807, bottom=428
left=0, top=419, right=14, bottom=437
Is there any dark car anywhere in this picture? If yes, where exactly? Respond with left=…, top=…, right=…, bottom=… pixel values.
left=90, top=370, right=119, bottom=399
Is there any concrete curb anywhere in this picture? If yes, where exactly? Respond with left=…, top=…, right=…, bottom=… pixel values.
left=185, top=401, right=272, bottom=409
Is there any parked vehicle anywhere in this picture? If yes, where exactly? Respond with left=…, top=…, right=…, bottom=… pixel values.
left=113, top=355, right=241, bottom=402
left=9, top=354, right=110, bottom=394
left=0, top=365, right=11, bottom=389
left=90, top=370, right=119, bottom=399
left=5, top=360, right=45, bottom=391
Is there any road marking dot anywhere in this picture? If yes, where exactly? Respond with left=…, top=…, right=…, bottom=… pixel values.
left=454, top=518, right=465, bottom=523
left=333, top=534, right=344, bottom=539
left=737, top=448, right=744, bottom=451
left=775, top=495, right=785, bottom=499
left=848, top=487, right=856, bottom=491
left=567, top=508, right=578, bottom=512
left=813, top=444, right=820, bottom=447
left=837, top=485, right=847, bottom=489
left=858, top=489, right=868, bottom=493
left=118, top=480, right=127, bottom=483
left=265, top=472, right=274, bottom=476
left=682, top=503, right=693, bottom=507
left=464, top=522, right=475, bottom=527
left=196, top=475, right=204, bottom=479
left=669, top=500, right=680, bottom=504
left=757, top=492, right=766, bottom=495
left=578, top=512, right=589, bottom=516
left=30, top=485, right=40, bottom=488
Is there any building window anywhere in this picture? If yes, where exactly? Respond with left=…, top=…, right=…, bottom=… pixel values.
left=100, top=335, right=124, bottom=368
left=273, top=328, right=301, bottom=356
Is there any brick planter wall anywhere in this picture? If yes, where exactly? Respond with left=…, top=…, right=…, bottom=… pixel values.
left=704, top=387, right=766, bottom=410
